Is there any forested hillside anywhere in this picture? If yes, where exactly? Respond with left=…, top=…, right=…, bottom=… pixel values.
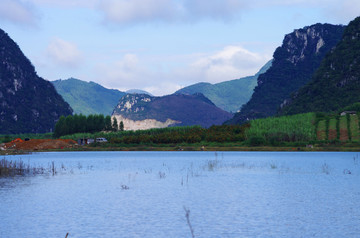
left=227, top=23, right=345, bottom=124
left=52, top=78, right=125, bottom=115
left=281, top=17, right=360, bottom=114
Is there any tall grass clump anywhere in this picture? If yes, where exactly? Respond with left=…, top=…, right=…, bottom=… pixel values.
left=246, top=113, right=316, bottom=143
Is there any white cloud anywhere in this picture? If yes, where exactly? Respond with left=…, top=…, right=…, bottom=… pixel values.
left=96, top=0, right=359, bottom=25
left=184, top=45, right=271, bottom=84
left=0, top=0, right=38, bottom=26
left=46, top=38, right=82, bottom=68
left=99, top=0, right=181, bottom=25
left=98, top=0, right=250, bottom=25
left=93, top=53, right=184, bottom=95
left=91, top=46, right=270, bottom=96
left=95, top=54, right=150, bottom=89
left=30, top=0, right=99, bottom=8
left=184, top=0, right=248, bottom=20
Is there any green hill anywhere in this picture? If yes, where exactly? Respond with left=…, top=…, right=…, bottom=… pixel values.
left=281, top=16, right=360, bottom=115
left=52, top=78, right=126, bottom=116
left=176, top=61, right=272, bottom=113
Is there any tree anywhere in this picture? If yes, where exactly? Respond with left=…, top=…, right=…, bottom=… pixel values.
left=105, top=115, right=112, bottom=131
left=54, top=115, right=67, bottom=138
left=119, top=121, right=124, bottom=131
left=112, top=117, right=118, bottom=131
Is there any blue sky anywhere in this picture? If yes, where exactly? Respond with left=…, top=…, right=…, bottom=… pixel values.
left=0, top=0, right=359, bottom=96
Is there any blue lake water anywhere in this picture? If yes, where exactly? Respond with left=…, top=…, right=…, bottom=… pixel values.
left=0, top=151, right=359, bottom=238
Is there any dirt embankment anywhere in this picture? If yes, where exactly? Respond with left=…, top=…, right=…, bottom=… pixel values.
left=2, top=139, right=78, bottom=151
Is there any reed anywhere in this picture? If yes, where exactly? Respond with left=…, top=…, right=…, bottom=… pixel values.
left=0, top=158, right=59, bottom=177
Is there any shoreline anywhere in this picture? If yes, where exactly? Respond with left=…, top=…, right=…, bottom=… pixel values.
left=1, top=144, right=360, bottom=155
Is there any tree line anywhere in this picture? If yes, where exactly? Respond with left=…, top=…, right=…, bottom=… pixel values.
left=109, top=125, right=249, bottom=144
left=54, top=114, right=124, bottom=138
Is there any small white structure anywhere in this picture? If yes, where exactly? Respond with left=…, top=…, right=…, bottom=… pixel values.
left=96, top=137, right=108, bottom=143
left=340, top=111, right=357, bottom=116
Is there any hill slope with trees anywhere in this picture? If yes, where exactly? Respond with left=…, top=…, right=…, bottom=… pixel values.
left=281, top=16, right=360, bottom=115
left=227, top=23, right=345, bottom=124
left=0, top=28, right=72, bottom=134
left=52, top=78, right=126, bottom=116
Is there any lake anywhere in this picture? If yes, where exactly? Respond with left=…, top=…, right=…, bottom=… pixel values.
left=0, top=151, right=359, bottom=238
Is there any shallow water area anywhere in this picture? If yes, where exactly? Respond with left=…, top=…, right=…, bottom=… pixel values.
left=0, top=151, right=359, bottom=237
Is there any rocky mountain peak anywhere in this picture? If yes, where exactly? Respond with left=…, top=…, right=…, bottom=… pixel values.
left=283, top=24, right=336, bottom=65
left=0, top=28, right=72, bottom=134
left=226, top=23, right=345, bottom=125
left=114, top=94, right=153, bottom=114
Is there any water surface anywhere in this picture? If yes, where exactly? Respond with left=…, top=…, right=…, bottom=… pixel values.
left=0, top=151, right=359, bottom=237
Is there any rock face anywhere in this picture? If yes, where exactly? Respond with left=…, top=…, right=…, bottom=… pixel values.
left=176, top=60, right=272, bottom=113
left=0, top=29, right=72, bottom=134
left=227, top=23, right=345, bottom=124
left=52, top=78, right=126, bottom=116
left=112, top=93, right=233, bottom=130
left=281, top=17, right=360, bottom=114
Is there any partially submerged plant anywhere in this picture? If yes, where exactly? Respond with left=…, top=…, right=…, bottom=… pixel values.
left=321, top=162, right=330, bottom=175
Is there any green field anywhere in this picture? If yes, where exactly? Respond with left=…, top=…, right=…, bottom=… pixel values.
left=246, top=113, right=316, bottom=143
left=315, top=114, right=360, bottom=142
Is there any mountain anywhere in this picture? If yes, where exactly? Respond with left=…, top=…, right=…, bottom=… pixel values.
left=52, top=78, right=126, bottom=116
left=281, top=17, right=360, bottom=114
left=175, top=60, right=272, bottom=112
left=126, top=89, right=152, bottom=96
left=227, top=23, right=345, bottom=124
left=0, top=29, right=72, bottom=134
left=112, top=93, right=232, bottom=130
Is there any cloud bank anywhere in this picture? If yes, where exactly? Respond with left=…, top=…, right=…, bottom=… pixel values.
left=0, top=0, right=38, bottom=26
left=46, top=38, right=83, bottom=68
left=97, top=0, right=359, bottom=25
left=93, top=45, right=270, bottom=96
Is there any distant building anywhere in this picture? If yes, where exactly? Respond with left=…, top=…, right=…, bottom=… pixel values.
left=340, top=111, right=357, bottom=116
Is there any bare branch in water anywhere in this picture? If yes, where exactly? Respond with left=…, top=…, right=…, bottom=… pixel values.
left=184, top=206, right=195, bottom=238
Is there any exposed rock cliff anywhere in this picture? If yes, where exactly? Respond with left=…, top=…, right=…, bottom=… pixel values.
left=281, top=17, right=360, bottom=114
left=0, top=29, right=72, bottom=134
left=112, top=93, right=232, bottom=129
left=227, top=23, right=345, bottom=124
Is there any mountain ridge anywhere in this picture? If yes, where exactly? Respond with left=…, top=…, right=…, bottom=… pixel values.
left=227, top=23, right=345, bottom=124
left=176, top=60, right=272, bottom=112
left=52, top=78, right=126, bottom=116
left=0, top=28, right=72, bottom=134
left=112, top=93, right=233, bottom=129
left=280, top=17, right=360, bottom=114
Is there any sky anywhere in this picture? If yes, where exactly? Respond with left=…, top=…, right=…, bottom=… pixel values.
left=0, top=0, right=359, bottom=96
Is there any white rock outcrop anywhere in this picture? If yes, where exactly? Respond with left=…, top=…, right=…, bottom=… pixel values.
left=112, top=115, right=180, bottom=131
